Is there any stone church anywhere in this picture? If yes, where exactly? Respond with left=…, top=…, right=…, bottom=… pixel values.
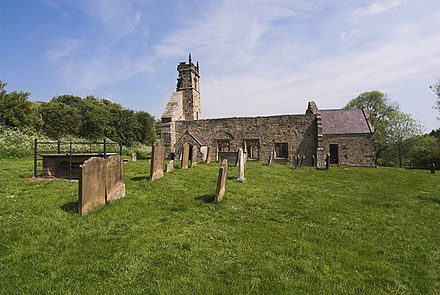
left=161, top=55, right=375, bottom=168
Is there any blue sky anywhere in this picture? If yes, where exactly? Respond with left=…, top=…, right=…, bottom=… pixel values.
left=1, top=0, right=439, bottom=131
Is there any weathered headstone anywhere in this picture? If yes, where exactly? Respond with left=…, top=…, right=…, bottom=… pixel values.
left=236, top=148, right=246, bottom=183
left=191, top=145, right=198, bottom=167
left=79, top=157, right=106, bottom=215
left=267, top=148, right=274, bottom=165
left=206, top=146, right=216, bottom=164
left=431, top=163, right=436, bottom=174
left=312, top=155, right=316, bottom=167
left=215, top=159, right=229, bottom=202
left=300, top=155, right=305, bottom=167
left=326, top=153, right=330, bottom=170
left=166, top=160, right=174, bottom=172
left=181, top=143, right=190, bottom=169
left=150, top=140, right=164, bottom=181
left=105, top=155, right=126, bottom=202
left=131, top=152, right=137, bottom=162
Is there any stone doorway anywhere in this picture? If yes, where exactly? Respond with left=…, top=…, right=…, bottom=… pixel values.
left=329, top=144, right=339, bottom=164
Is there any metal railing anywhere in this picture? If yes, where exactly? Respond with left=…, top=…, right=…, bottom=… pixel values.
left=33, top=139, right=122, bottom=178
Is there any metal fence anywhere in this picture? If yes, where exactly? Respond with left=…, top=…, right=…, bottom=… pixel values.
left=33, top=139, right=122, bottom=179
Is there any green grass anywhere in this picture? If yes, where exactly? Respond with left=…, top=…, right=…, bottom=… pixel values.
left=0, top=159, right=439, bottom=294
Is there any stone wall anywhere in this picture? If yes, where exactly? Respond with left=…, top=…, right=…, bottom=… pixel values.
left=322, top=134, right=375, bottom=167
left=174, top=114, right=318, bottom=165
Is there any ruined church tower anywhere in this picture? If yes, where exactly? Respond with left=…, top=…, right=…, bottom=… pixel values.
left=177, top=53, right=201, bottom=120
left=161, top=54, right=201, bottom=158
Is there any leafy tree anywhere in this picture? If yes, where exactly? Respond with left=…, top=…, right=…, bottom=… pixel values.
left=386, top=112, right=422, bottom=168
left=0, top=81, right=42, bottom=132
left=136, top=111, right=156, bottom=145
left=345, top=91, right=399, bottom=160
left=40, top=101, right=83, bottom=138
left=79, top=96, right=110, bottom=140
left=407, top=134, right=440, bottom=168
left=430, top=79, right=440, bottom=120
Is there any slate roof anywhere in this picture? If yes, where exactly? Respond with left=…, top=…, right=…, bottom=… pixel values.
left=320, top=109, right=373, bottom=134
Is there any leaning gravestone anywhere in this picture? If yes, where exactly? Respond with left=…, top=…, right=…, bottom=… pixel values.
left=181, top=143, right=190, bottom=169
left=150, top=140, right=164, bottom=181
left=215, top=159, right=229, bottom=203
left=236, top=148, right=246, bottom=183
left=191, top=145, right=198, bottom=167
left=166, top=160, right=174, bottom=172
left=105, top=155, right=126, bottom=202
left=431, top=163, right=436, bottom=174
left=206, top=146, right=216, bottom=164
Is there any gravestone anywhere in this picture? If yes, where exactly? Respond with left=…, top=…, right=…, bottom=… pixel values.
left=300, top=155, right=305, bottom=167
left=215, top=159, right=229, bottom=202
left=431, top=163, right=436, bottom=174
left=131, top=152, right=137, bottom=162
left=79, top=157, right=106, bottom=215
left=79, top=155, right=125, bottom=215
left=191, top=145, right=198, bottom=167
left=206, top=146, right=216, bottom=164
left=105, top=155, right=126, bottom=202
left=236, top=148, right=246, bottom=183
left=166, top=160, right=174, bottom=172
left=150, top=140, right=164, bottom=181
left=312, top=155, right=316, bottom=167
left=267, top=148, right=274, bottom=166
left=326, top=153, right=330, bottom=170
left=181, top=143, right=190, bottom=169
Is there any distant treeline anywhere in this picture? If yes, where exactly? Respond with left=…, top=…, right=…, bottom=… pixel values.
left=0, top=81, right=158, bottom=146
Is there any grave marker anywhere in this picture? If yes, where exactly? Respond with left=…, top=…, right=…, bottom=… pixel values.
left=181, top=143, right=190, bottom=169
left=150, top=140, right=164, bottom=181
left=215, top=159, right=229, bottom=202
left=236, top=148, right=246, bottom=183
left=191, top=145, right=198, bottom=167
left=166, top=160, right=174, bottom=172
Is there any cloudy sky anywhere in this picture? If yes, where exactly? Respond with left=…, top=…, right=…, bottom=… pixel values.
left=1, top=0, right=439, bottom=131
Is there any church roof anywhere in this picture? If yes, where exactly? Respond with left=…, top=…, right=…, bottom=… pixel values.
left=320, top=109, right=373, bottom=134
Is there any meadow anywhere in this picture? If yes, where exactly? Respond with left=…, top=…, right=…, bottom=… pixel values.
left=0, top=158, right=439, bottom=294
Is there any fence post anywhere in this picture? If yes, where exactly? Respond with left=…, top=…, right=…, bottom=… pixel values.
left=57, top=140, right=61, bottom=154
left=34, top=139, right=38, bottom=178
left=69, top=141, right=73, bottom=180
left=119, top=143, right=123, bottom=156
left=103, top=138, right=107, bottom=157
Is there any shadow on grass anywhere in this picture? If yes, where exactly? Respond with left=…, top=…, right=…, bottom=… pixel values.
left=130, top=176, right=148, bottom=181
left=195, top=194, right=216, bottom=203
left=418, top=195, right=440, bottom=205
left=60, top=201, right=78, bottom=213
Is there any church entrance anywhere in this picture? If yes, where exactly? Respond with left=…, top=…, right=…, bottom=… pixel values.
left=329, top=144, right=339, bottom=164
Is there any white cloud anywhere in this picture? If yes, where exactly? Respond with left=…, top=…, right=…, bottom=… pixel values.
left=353, top=0, right=407, bottom=17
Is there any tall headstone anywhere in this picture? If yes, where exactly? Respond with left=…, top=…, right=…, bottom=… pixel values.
left=181, top=143, right=190, bottom=169
left=79, top=157, right=106, bottom=215
left=206, top=146, right=216, bottom=164
left=215, top=159, right=229, bottom=202
left=131, top=152, right=137, bottom=162
left=150, top=140, right=164, bottom=181
left=325, top=153, right=330, bottom=170
left=166, top=160, right=174, bottom=172
left=312, top=155, right=316, bottom=167
left=191, top=145, right=198, bottom=167
left=431, top=163, right=436, bottom=174
left=236, top=148, right=246, bottom=183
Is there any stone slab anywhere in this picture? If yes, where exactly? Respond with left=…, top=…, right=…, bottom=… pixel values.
left=79, top=157, right=106, bottom=215
left=181, top=143, right=190, bottom=169
left=150, top=140, right=164, bottom=181
left=191, top=145, right=198, bottom=167
left=215, top=159, right=229, bottom=203
left=106, top=155, right=126, bottom=202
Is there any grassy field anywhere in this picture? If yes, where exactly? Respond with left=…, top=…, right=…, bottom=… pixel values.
left=0, top=158, right=439, bottom=294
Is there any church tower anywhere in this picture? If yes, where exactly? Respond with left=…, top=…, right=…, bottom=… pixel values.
left=161, top=54, right=201, bottom=158
left=176, top=53, right=201, bottom=120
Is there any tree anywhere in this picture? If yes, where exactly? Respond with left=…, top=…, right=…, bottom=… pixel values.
left=40, top=101, right=83, bottom=138
left=136, top=111, right=156, bottom=145
left=430, top=79, right=440, bottom=120
left=0, top=81, right=42, bottom=132
left=79, top=96, right=110, bottom=140
left=387, top=112, right=422, bottom=168
left=345, top=91, right=399, bottom=160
